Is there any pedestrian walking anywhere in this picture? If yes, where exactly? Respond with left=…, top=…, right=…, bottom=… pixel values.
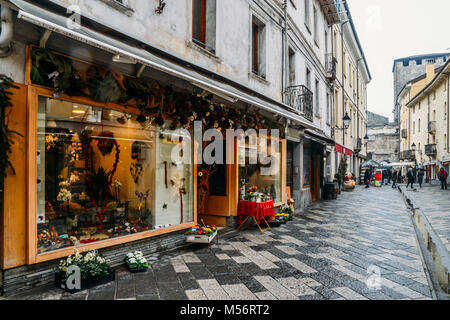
left=364, top=169, right=371, bottom=188
left=406, top=168, right=415, bottom=189
left=417, top=169, right=424, bottom=188
left=387, top=169, right=392, bottom=185
left=438, top=168, right=448, bottom=190
left=392, top=170, right=398, bottom=188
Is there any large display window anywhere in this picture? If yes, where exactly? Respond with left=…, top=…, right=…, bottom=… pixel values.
left=34, top=94, right=194, bottom=255
left=238, top=136, right=285, bottom=205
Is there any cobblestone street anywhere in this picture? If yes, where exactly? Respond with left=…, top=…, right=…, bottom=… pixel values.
left=8, top=186, right=433, bottom=300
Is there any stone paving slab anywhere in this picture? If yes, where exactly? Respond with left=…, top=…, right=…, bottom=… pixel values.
left=6, top=186, right=434, bottom=300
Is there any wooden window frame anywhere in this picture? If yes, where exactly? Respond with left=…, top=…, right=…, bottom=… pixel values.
left=252, top=22, right=260, bottom=75
left=237, top=134, right=286, bottom=207
left=24, top=47, right=197, bottom=264
left=192, top=0, right=207, bottom=47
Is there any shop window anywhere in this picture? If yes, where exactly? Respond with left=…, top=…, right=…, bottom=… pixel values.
left=238, top=136, right=282, bottom=203
left=36, top=97, right=194, bottom=254
left=251, top=16, right=267, bottom=78
left=192, top=0, right=217, bottom=53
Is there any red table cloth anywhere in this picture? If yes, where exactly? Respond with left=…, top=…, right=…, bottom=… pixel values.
left=237, top=200, right=276, bottom=225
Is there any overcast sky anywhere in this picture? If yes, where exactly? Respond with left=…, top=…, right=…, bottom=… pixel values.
left=346, top=0, right=450, bottom=122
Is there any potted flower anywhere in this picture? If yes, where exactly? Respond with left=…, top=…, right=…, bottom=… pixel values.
left=124, top=251, right=149, bottom=273
left=245, top=186, right=258, bottom=202
left=185, top=224, right=218, bottom=244
left=55, top=249, right=115, bottom=293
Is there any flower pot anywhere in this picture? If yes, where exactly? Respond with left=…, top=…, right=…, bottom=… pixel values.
left=55, top=268, right=115, bottom=294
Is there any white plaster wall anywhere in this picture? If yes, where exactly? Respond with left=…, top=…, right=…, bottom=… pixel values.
left=0, top=41, right=26, bottom=84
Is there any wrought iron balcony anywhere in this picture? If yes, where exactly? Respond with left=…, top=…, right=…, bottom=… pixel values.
left=285, top=85, right=314, bottom=122
left=425, top=144, right=437, bottom=157
left=318, top=0, right=343, bottom=25
left=428, top=121, right=436, bottom=134
left=325, top=54, right=337, bottom=80
left=401, top=129, right=408, bottom=139
left=399, top=150, right=416, bottom=161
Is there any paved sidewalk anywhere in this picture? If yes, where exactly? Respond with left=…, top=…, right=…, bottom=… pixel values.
left=400, top=184, right=450, bottom=252
left=7, top=186, right=433, bottom=300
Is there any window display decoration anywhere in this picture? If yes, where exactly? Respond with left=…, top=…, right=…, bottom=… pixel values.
left=124, top=251, right=149, bottom=273
left=83, top=133, right=121, bottom=233
left=0, top=74, right=22, bottom=187
left=130, top=162, right=143, bottom=184
left=97, top=131, right=116, bottom=156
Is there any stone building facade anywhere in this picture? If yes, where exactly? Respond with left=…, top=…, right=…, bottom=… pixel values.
left=392, top=53, right=450, bottom=124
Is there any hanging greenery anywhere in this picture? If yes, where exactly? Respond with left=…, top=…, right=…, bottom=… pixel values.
left=0, top=74, right=22, bottom=189
left=30, top=47, right=285, bottom=137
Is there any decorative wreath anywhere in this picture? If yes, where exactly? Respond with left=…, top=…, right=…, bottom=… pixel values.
left=97, top=131, right=116, bottom=156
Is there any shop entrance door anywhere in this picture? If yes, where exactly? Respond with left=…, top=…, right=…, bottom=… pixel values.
left=312, top=153, right=320, bottom=202
left=286, top=141, right=294, bottom=193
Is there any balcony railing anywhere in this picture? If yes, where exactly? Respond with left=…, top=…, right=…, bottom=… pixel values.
left=401, top=129, right=408, bottom=139
left=428, top=121, right=436, bottom=134
left=399, top=150, right=416, bottom=161
left=425, top=144, right=437, bottom=157
left=285, top=85, right=314, bottom=122
left=325, top=54, right=337, bottom=80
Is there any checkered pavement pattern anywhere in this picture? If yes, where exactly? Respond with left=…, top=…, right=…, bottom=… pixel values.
left=8, top=186, right=433, bottom=300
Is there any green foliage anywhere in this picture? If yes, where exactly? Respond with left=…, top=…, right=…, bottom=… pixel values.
left=30, top=47, right=285, bottom=137
left=335, top=157, right=348, bottom=182
left=87, top=166, right=113, bottom=203
left=58, top=250, right=110, bottom=281
left=0, top=74, right=22, bottom=185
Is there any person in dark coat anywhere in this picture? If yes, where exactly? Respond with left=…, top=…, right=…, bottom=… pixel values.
left=417, top=169, right=424, bottom=188
left=392, top=170, right=398, bottom=188
left=438, top=168, right=448, bottom=190
left=364, top=169, right=371, bottom=188
left=406, top=168, right=415, bottom=189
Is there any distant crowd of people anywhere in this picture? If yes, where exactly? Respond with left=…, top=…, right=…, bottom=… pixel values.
left=363, top=166, right=448, bottom=191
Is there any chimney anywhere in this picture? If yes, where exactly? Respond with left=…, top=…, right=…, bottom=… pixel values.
left=425, top=63, right=436, bottom=84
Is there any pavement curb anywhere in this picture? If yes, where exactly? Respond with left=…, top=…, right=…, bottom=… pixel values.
left=398, top=186, right=450, bottom=298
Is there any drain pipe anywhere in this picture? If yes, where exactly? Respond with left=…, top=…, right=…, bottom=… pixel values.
left=0, top=5, right=14, bottom=57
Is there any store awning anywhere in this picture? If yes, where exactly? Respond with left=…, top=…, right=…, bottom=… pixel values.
left=441, top=154, right=450, bottom=164
left=335, top=143, right=353, bottom=156
left=304, top=129, right=334, bottom=146
left=361, top=160, right=380, bottom=168
left=11, top=0, right=320, bottom=131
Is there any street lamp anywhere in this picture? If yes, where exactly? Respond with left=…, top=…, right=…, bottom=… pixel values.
left=411, top=143, right=417, bottom=169
left=364, top=134, right=369, bottom=145
left=343, top=113, right=351, bottom=130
